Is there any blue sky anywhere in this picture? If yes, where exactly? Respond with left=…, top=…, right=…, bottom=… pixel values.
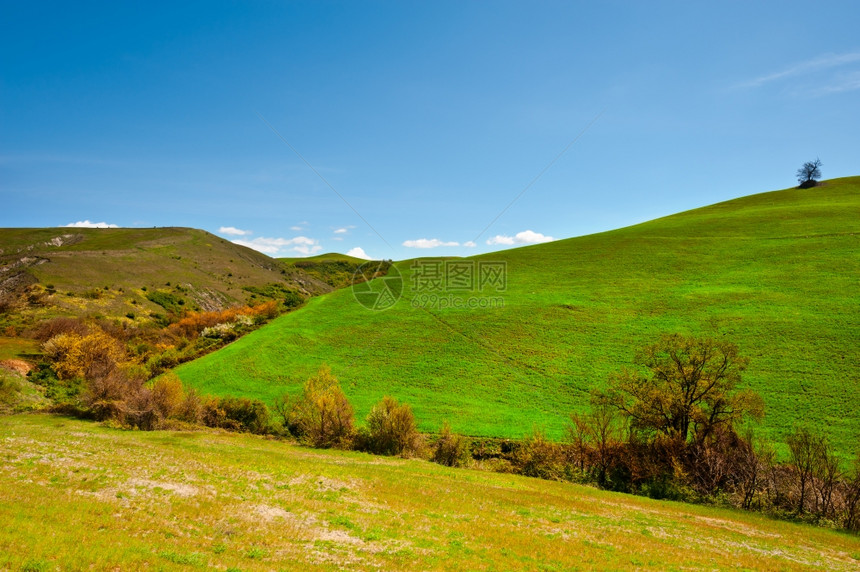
left=2, top=1, right=858, bottom=260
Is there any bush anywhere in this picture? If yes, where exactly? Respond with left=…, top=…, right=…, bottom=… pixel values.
left=200, top=395, right=267, bottom=433
left=512, top=429, right=568, bottom=481
left=42, top=330, right=127, bottom=381
left=360, top=396, right=424, bottom=457
left=30, top=317, right=89, bottom=342
left=150, top=373, right=186, bottom=420
left=0, top=371, right=19, bottom=407
left=288, top=366, right=355, bottom=448
left=431, top=422, right=469, bottom=467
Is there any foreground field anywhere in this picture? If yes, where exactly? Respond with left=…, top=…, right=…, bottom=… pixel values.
left=2, top=414, right=859, bottom=571
left=176, top=178, right=860, bottom=457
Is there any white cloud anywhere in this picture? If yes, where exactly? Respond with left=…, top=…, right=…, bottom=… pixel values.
left=402, top=238, right=460, bottom=248
left=232, top=236, right=323, bottom=257
left=334, top=228, right=348, bottom=234
left=346, top=247, right=372, bottom=260
left=290, top=226, right=304, bottom=231
left=332, top=236, right=344, bottom=241
left=739, top=52, right=860, bottom=92
left=218, top=226, right=252, bottom=236
left=64, top=220, right=119, bottom=228
left=486, top=230, right=555, bottom=246
left=463, top=241, right=477, bottom=248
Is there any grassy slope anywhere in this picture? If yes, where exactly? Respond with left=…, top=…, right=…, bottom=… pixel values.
left=2, top=414, right=858, bottom=571
left=0, top=227, right=331, bottom=322
left=176, top=178, right=860, bottom=457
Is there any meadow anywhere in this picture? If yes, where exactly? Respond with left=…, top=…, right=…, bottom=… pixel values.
left=2, top=413, right=859, bottom=571
left=175, top=178, right=860, bottom=459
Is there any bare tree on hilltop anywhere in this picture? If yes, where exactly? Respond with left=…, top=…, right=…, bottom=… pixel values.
left=797, top=158, right=822, bottom=188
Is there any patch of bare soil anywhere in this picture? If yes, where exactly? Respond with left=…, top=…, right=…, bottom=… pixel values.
left=0, top=359, right=33, bottom=376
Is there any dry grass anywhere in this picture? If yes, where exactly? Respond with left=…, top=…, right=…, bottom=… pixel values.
left=2, top=414, right=859, bottom=571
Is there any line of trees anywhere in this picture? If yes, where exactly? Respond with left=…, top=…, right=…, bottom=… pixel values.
left=23, top=320, right=860, bottom=532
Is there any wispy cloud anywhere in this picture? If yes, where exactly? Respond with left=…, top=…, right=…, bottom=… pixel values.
left=463, top=241, right=477, bottom=248
left=232, top=236, right=322, bottom=257
left=333, top=225, right=355, bottom=235
left=64, top=220, right=119, bottom=228
left=218, top=226, right=252, bottom=236
left=807, top=70, right=860, bottom=96
left=346, top=246, right=373, bottom=260
left=486, top=230, right=554, bottom=246
left=738, top=51, right=860, bottom=96
left=402, top=238, right=460, bottom=249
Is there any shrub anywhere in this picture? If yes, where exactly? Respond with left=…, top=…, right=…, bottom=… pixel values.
left=288, top=366, right=354, bottom=448
left=82, top=368, right=145, bottom=424
left=218, top=396, right=270, bottom=433
left=42, top=330, right=127, bottom=381
left=0, top=371, right=20, bottom=407
left=150, top=373, right=186, bottom=420
left=360, top=396, right=424, bottom=457
left=201, top=396, right=270, bottom=433
left=512, top=429, right=568, bottom=481
left=432, top=422, right=469, bottom=467
left=31, top=317, right=89, bottom=342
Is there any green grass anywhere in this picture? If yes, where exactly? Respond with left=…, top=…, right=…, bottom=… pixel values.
left=2, top=413, right=858, bottom=571
left=0, top=337, right=37, bottom=361
left=175, top=178, right=860, bottom=459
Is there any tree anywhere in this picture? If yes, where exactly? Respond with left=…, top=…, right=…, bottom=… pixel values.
left=568, top=401, right=626, bottom=486
left=787, top=426, right=823, bottom=514
left=594, top=334, right=764, bottom=443
left=796, top=158, right=822, bottom=188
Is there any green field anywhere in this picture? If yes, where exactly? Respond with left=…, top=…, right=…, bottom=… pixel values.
left=2, top=413, right=858, bottom=571
left=175, top=178, right=860, bottom=457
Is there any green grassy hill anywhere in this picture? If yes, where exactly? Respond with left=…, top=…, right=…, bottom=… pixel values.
left=3, top=414, right=858, bottom=571
left=175, top=178, right=860, bottom=457
left=0, top=227, right=332, bottom=329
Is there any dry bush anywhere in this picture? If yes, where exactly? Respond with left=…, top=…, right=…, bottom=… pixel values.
left=31, top=317, right=89, bottom=342
left=201, top=396, right=239, bottom=431
left=200, top=395, right=269, bottom=433
left=150, top=373, right=186, bottom=420
left=288, top=365, right=354, bottom=448
left=82, top=368, right=148, bottom=425
left=432, top=422, right=469, bottom=467
left=511, top=429, right=568, bottom=481
left=175, top=387, right=204, bottom=424
left=361, top=396, right=425, bottom=457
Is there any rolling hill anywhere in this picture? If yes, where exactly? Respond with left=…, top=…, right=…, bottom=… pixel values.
left=0, top=227, right=333, bottom=330
left=176, top=178, right=860, bottom=457
left=2, top=413, right=858, bottom=571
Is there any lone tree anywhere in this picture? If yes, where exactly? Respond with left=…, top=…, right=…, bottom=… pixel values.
left=796, top=158, right=822, bottom=188
left=593, top=334, right=764, bottom=443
